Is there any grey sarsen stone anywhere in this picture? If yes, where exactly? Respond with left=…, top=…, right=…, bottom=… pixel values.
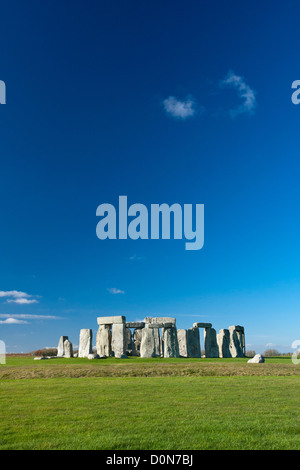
left=79, top=329, right=93, bottom=358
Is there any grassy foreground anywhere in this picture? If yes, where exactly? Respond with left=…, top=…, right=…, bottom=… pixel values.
left=1, top=357, right=300, bottom=450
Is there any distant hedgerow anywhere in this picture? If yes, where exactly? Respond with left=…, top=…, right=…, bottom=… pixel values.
left=33, top=348, right=58, bottom=357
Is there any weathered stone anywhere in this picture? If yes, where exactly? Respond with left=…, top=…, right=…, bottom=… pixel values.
left=187, top=327, right=201, bottom=358
left=233, top=325, right=244, bottom=332
left=125, top=327, right=136, bottom=356
left=148, top=322, right=174, bottom=329
left=125, top=327, right=131, bottom=348
left=133, top=328, right=143, bottom=356
left=193, top=322, right=212, bottom=329
left=229, top=326, right=244, bottom=358
left=153, top=328, right=161, bottom=357
left=96, top=324, right=112, bottom=357
left=177, top=329, right=188, bottom=357
left=88, top=353, right=99, bottom=360
left=160, top=328, right=165, bottom=357
left=204, top=327, right=219, bottom=358
left=237, top=330, right=245, bottom=357
left=78, top=329, right=93, bottom=358
left=144, top=316, right=176, bottom=325
left=163, top=327, right=180, bottom=358
left=57, top=336, right=68, bottom=357
left=248, top=354, right=264, bottom=364
left=64, top=339, right=73, bottom=358
left=217, top=329, right=231, bottom=358
left=97, top=316, right=126, bottom=325
left=111, top=323, right=126, bottom=358
left=125, top=322, right=145, bottom=329
left=140, top=327, right=156, bottom=358
left=241, top=331, right=246, bottom=356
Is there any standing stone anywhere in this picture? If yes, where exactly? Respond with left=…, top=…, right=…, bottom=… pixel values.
left=160, top=328, right=165, bottom=357
left=163, top=327, right=180, bottom=358
left=133, top=328, right=142, bottom=356
left=125, top=327, right=136, bottom=356
left=187, top=327, right=201, bottom=358
left=140, top=326, right=156, bottom=358
left=242, top=332, right=246, bottom=356
left=125, top=327, right=131, bottom=350
left=96, top=325, right=112, bottom=358
left=204, top=327, right=219, bottom=358
left=78, top=329, right=93, bottom=358
left=111, top=323, right=126, bottom=358
left=57, top=336, right=68, bottom=357
left=217, top=329, right=231, bottom=358
left=236, top=330, right=244, bottom=357
left=232, top=325, right=245, bottom=356
left=236, top=327, right=245, bottom=357
left=177, top=329, right=188, bottom=357
left=229, top=326, right=243, bottom=358
left=242, top=331, right=246, bottom=356
left=64, top=339, right=73, bottom=358
left=153, top=328, right=161, bottom=357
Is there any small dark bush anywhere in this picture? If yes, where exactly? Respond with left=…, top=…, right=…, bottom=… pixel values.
left=246, top=350, right=256, bottom=358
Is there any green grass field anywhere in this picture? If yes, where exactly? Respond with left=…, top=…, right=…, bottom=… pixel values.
left=1, top=356, right=300, bottom=450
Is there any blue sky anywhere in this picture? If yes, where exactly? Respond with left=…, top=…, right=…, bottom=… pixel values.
left=0, top=0, right=299, bottom=353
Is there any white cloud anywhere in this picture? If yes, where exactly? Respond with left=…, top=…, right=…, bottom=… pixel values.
left=220, top=70, right=256, bottom=117
left=129, top=254, right=145, bottom=261
left=6, top=298, right=38, bottom=305
left=0, top=290, right=31, bottom=298
left=0, top=314, right=62, bottom=320
left=0, top=290, right=40, bottom=304
left=163, top=96, right=197, bottom=120
left=0, top=318, right=28, bottom=325
left=107, top=288, right=125, bottom=295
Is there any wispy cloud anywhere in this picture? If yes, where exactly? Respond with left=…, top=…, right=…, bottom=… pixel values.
left=0, top=318, right=28, bottom=325
left=0, top=314, right=62, bottom=320
left=220, top=70, right=256, bottom=117
left=129, top=254, right=145, bottom=261
left=265, top=342, right=277, bottom=348
left=0, top=314, right=62, bottom=325
left=163, top=95, right=198, bottom=120
left=107, top=288, right=125, bottom=295
left=0, top=291, right=31, bottom=299
left=0, top=290, right=40, bottom=304
left=6, top=298, right=38, bottom=305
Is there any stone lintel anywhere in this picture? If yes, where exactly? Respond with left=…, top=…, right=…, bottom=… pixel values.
left=125, top=322, right=145, bottom=329
left=148, top=322, right=174, bottom=329
left=193, top=322, right=212, bottom=329
left=144, top=316, right=176, bottom=325
left=97, top=316, right=126, bottom=325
